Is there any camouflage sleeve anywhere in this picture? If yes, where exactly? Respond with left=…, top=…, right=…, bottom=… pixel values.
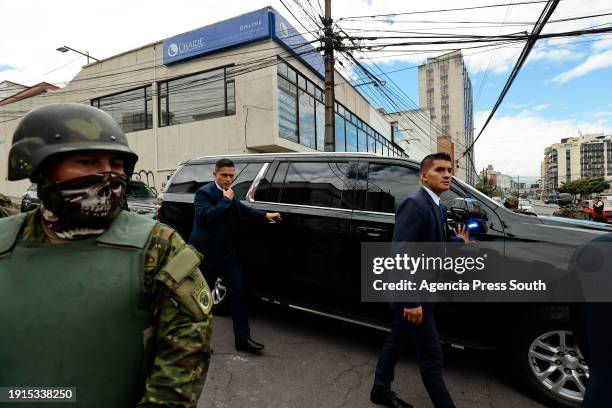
left=138, top=224, right=213, bottom=408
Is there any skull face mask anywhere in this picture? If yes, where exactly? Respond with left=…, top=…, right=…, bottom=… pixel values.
left=38, top=173, right=127, bottom=240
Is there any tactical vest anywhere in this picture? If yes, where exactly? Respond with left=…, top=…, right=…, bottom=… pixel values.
left=0, top=211, right=156, bottom=408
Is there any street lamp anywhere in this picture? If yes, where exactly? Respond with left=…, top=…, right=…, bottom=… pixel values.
left=56, top=45, right=99, bottom=64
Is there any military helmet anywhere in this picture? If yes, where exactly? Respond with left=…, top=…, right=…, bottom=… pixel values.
left=557, top=193, right=574, bottom=205
left=504, top=196, right=519, bottom=209
left=8, top=103, right=138, bottom=181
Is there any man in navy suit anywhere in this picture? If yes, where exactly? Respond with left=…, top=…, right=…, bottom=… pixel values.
left=189, top=158, right=281, bottom=353
left=371, top=152, right=469, bottom=408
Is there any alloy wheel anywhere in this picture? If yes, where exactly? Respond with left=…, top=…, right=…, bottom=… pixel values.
left=528, top=330, right=589, bottom=403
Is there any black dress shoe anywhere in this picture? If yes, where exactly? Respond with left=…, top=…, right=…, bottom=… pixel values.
left=370, top=389, right=413, bottom=408
left=235, top=338, right=265, bottom=353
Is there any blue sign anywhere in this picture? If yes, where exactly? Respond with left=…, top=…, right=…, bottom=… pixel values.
left=163, top=9, right=271, bottom=65
left=162, top=7, right=325, bottom=79
left=271, top=11, right=325, bottom=78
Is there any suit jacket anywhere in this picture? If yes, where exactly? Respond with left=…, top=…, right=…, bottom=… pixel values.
left=188, top=181, right=266, bottom=268
left=393, top=187, right=453, bottom=309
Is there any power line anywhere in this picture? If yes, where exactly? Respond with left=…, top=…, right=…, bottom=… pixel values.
left=464, top=0, right=562, bottom=157
left=339, top=0, right=552, bottom=21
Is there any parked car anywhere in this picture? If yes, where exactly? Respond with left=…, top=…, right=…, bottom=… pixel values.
left=21, top=181, right=159, bottom=218
left=518, top=198, right=534, bottom=211
left=580, top=199, right=612, bottom=222
left=159, top=153, right=611, bottom=408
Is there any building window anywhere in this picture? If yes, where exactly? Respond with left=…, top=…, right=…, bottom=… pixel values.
left=278, top=77, right=298, bottom=142
left=298, top=89, right=316, bottom=149
left=335, top=113, right=346, bottom=151
left=92, top=86, right=152, bottom=133
left=277, top=58, right=325, bottom=150
left=277, top=58, right=405, bottom=158
left=345, top=121, right=358, bottom=152
left=158, top=66, right=235, bottom=127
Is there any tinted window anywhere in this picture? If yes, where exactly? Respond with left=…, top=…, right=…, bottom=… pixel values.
left=92, top=86, right=152, bottom=133
left=279, top=162, right=350, bottom=209
left=365, top=163, right=420, bottom=213
left=253, top=162, right=287, bottom=203
left=231, top=163, right=264, bottom=200
left=166, top=163, right=246, bottom=194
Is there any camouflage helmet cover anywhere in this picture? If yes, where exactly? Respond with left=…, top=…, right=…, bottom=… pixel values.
left=557, top=193, right=574, bottom=205
left=8, top=103, right=138, bottom=181
left=504, top=196, right=519, bottom=209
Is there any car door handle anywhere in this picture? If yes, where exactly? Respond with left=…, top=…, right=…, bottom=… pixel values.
left=355, top=226, right=387, bottom=237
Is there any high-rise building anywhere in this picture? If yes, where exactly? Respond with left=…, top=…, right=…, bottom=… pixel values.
left=543, top=133, right=612, bottom=192
left=418, top=50, right=474, bottom=184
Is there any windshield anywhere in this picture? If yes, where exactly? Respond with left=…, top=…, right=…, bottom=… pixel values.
left=452, top=177, right=501, bottom=209
left=128, top=182, right=157, bottom=198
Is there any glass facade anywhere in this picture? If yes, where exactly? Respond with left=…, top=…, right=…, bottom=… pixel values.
left=92, top=86, right=152, bottom=133
left=277, top=58, right=404, bottom=157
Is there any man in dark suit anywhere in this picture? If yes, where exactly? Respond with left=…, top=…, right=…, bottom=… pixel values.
left=371, top=152, right=469, bottom=408
left=189, top=158, right=281, bottom=353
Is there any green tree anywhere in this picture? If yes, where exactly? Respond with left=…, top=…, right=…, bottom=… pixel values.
left=559, top=178, right=610, bottom=196
left=475, top=169, right=498, bottom=197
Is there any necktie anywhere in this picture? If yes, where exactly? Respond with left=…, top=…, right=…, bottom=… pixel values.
left=438, top=204, right=448, bottom=240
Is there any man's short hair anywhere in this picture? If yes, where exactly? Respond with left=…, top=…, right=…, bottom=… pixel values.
left=420, top=152, right=452, bottom=172
left=215, top=158, right=235, bottom=171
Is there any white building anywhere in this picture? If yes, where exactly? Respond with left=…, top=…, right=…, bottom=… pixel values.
left=0, top=7, right=405, bottom=198
left=418, top=50, right=474, bottom=184
left=543, top=133, right=612, bottom=192
left=383, top=108, right=436, bottom=162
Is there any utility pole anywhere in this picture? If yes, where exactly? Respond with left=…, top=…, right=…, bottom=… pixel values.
left=323, top=0, right=335, bottom=152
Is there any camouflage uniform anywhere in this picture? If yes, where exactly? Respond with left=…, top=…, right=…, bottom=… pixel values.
left=14, top=208, right=212, bottom=407
left=3, top=103, right=212, bottom=407
left=0, top=193, right=17, bottom=218
left=553, top=193, right=589, bottom=220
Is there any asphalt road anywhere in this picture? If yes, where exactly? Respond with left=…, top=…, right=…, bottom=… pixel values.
left=198, top=304, right=546, bottom=408
left=530, top=200, right=557, bottom=216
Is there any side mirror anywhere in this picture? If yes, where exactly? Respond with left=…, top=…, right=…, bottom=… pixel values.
left=450, top=197, right=488, bottom=232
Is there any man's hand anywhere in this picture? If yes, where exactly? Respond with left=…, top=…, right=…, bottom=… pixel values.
left=453, top=224, right=470, bottom=243
left=403, top=306, right=423, bottom=325
left=222, top=187, right=234, bottom=200
left=266, top=212, right=282, bottom=223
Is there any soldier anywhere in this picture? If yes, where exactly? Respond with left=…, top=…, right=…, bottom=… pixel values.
left=553, top=193, right=589, bottom=220
left=592, top=197, right=605, bottom=222
left=504, top=196, right=536, bottom=216
left=503, top=196, right=519, bottom=210
left=0, top=103, right=212, bottom=408
left=0, top=192, right=17, bottom=218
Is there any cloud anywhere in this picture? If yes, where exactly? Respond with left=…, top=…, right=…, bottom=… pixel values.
left=0, top=64, right=15, bottom=72
left=474, top=111, right=612, bottom=177
left=551, top=49, right=612, bottom=84
left=533, top=104, right=552, bottom=111
left=528, top=48, right=585, bottom=64
left=592, top=38, right=612, bottom=52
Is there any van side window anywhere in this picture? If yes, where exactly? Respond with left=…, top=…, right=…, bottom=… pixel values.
left=279, top=162, right=351, bottom=209
left=166, top=163, right=245, bottom=193
left=365, top=163, right=420, bottom=213
left=253, top=162, right=287, bottom=203
left=232, top=163, right=265, bottom=200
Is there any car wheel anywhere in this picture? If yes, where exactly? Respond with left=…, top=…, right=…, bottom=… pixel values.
left=516, top=309, right=588, bottom=407
left=211, top=277, right=230, bottom=315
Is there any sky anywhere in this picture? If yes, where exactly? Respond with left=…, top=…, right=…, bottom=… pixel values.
left=1, top=0, right=611, bottom=182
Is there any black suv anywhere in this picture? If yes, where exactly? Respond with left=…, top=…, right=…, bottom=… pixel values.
left=21, top=181, right=159, bottom=218
left=159, top=153, right=611, bottom=408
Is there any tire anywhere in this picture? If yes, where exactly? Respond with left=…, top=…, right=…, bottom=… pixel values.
left=514, top=307, right=588, bottom=408
left=211, top=277, right=230, bottom=315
